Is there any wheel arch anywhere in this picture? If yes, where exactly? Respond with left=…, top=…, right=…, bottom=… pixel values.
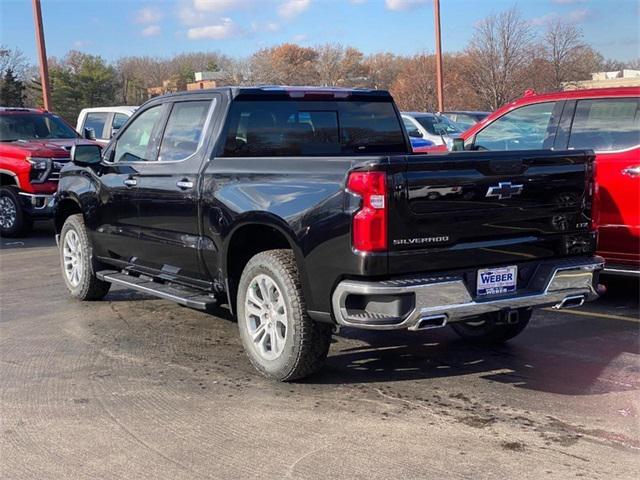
left=0, top=170, right=20, bottom=188
left=222, top=216, right=308, bottom=314
left=54, top=195, right=83, bottom=234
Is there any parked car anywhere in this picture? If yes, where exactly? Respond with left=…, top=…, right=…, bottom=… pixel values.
left=441, top=110, right=491, bottom=131
left=76, top=106, right=137, bottom=146
left=0, top=107, right=95, bottom=236
left=453, top=87, right=640, bottom=276
left=55, top=86, right=603, bottom=381
left=401, top=112, right=463, bottom=149
left=408, top=136, right=435, bottom=153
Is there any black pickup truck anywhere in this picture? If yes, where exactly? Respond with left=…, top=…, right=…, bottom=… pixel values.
left=55, top=86, right=604, bottom=381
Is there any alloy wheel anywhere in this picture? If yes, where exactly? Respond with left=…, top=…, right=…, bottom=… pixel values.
left=0, top=196, right=17, bottom=229
left=244, top=273, right=288, bottom=361
left=63, top=229, right=83, bottom=287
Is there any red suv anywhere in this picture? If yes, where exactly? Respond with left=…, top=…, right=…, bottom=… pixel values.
left=0, top=107, right=91, bottom=236
left=455, top=87, right=640, bottom=276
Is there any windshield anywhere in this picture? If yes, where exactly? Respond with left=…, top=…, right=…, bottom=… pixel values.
left=0, top=113, right=79, bottom=142
left=415, top=115, right=462, bottom=136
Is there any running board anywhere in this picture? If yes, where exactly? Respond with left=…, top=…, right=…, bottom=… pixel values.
left=97, top=270, right=217, bottom=310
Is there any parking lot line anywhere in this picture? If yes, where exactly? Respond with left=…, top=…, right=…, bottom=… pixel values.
left=544, top=308, right=640, bottom=323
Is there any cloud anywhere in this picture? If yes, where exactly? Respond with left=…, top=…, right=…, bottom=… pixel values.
left=278, top=0, right=311, bottom=18
left=193, top=0, right=253, bottom=12
left=350, top=0, right=367, bottom=4
left=134, top=7, right=163, bottom=24
left=141, top=24, right=161, bottom=37
left=552, top=0, right=586, bottom=4
left=72, top=40, right=92, bottom=48
left=292, top=33, right=308, bottom=42
left=385, top=0, right=429, bottom=11
left=251, top=21, right=281, bottom=33
left=187, top=18, right=244, bottom=39
left=530, top=8, right=591, bottom=26
left=568, top=8, right=591, bottom=22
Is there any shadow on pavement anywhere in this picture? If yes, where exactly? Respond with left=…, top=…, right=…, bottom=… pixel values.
left=312, top=312, right=638, bottom=396
left=0, top=221, right=57, bottom=250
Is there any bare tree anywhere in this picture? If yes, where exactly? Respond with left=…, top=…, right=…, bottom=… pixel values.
left=250, top=44, right=319, bottom=85
left=390, top=54, right=437, bottom=112
left=466, top=7, right=533, bottom=110
left=542, top=20, right=601, bottom=90
left=362, top=53, right=405, bottom=90
left=315, top=44, right=367, bottom=87
left=0, top=45, right=29, bottom=79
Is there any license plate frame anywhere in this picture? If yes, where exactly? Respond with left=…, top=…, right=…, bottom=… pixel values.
left=477, top=265, right=518, bottom=296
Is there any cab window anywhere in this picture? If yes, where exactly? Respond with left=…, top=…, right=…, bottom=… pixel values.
left=84, top=112, right=109, bottom=140
left=114, top=105, right=163, bottom=162
left=473, top=102, right=557, bottom=151
left=158, top=100, right=212, bottom=161
left=569, top=98, right=640, bottom=152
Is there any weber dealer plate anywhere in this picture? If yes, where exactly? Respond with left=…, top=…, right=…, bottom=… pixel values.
left=477, top=266, right=517, bottom=296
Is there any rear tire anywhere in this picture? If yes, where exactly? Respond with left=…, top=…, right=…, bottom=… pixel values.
left=0, top=186, right=31, bottom=237
left=60, top=214, right=111, bottom=301
left=450, top=309, right=532, bottom=344
left=237, top=249, right=332, bottom=381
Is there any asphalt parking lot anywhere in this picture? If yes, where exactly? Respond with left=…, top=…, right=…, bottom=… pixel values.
left=1, top=223, right=639, bottom=480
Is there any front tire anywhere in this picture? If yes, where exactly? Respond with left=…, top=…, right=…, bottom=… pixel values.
left=237, top=249, right=332, bottom=381
left=0, top=186, right=31, bottom=237
left=450, top=309, right=532, bottom=344
left=60, top=214, right=110, bottom=300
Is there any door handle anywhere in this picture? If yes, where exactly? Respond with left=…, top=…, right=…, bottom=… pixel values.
left=176, top=180, right=194, bottom=190
left=621, top=165, right=640, bottom=177
left=123, top=178, right=137, bottom=187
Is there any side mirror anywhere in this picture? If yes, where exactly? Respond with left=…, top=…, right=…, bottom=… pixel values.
left=451, top=137, right=465, bottom=152
left=83, top=127, right=96, bottom=141
left=408, top=129, right=423, bottom=139
left=71, top=144, right=102, bottom=166
left=111, top=128, right=119, bottom=139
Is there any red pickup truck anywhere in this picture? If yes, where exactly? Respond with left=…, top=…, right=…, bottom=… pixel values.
left=451, top=87, right=640, bottom=276
left=0, top=107, right=94, bottom=237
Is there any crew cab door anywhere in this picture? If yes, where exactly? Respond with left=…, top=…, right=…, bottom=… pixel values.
left=91, top=104, right=166, bottom=263
left=133, top=96, right=219, bottom=285
left=564, top=96, right=640, bottom=267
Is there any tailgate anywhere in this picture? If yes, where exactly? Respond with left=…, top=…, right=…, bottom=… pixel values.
left=386, top=150, right=595, bottom=275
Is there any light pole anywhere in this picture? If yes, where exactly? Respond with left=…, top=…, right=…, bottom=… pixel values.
left=434, top=0, right=444, bottom=112
left=32, top=0, right=51, bottom=110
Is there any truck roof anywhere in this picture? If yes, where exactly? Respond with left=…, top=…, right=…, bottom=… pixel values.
left=155, top=85, right=393, bottom=101
left=0, top=107, right=47, bottom=114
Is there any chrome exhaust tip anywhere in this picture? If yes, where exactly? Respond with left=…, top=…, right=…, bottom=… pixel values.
left=554, top=295, right=586, bottom=309
left=412, top=314, right=448, bottom=331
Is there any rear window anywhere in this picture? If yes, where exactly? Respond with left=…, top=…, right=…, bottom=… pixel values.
left=569, top=98, right=640, bottom=152
left=222, top=100, right=406, bottom=157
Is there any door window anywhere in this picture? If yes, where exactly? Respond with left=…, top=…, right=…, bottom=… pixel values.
left=569, top=98, right=640, bottom=152
left=114, top=105, right=163, bottom=162
left=84, top=112, right=109, bottom=140
left=158, top=100, right=212, bottom=161
left=402, top=117, right=422, bottom=138
left=474, top=102, right=557, bottom=151
left=112, top=113, right=129, bottom=132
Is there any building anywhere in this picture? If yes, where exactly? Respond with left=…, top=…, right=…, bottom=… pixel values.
left=563, top=70, right=640, bottom=90
left=186, top=71, right=227, bottom=91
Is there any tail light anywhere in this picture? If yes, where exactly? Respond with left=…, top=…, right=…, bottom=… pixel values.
left=347, top=171, right=387, bottom=252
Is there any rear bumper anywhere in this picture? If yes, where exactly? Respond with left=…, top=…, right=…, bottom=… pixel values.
left=603, top=263, right=640, bottom=277
left=18, top=192, right=56, bottom=218
left=331, top=257, right=604, bottom=331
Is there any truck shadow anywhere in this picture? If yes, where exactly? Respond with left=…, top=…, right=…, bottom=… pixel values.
left=313, top=305, right=638, bottom=396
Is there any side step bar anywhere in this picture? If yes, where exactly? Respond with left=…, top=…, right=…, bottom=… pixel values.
left=97, top=270, right=217, bottom=310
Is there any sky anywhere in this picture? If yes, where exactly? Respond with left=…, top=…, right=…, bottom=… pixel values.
left=1, top=0, right=639, bottom=63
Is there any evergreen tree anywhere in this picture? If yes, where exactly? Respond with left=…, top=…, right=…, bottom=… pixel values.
left=0, top=68, right=25, bottom=107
